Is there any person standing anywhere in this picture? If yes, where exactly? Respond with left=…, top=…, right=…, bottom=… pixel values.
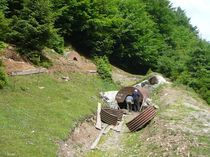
left=125, top=95, right=134, bottom=112
left=132, top=89, right=140, bottom=112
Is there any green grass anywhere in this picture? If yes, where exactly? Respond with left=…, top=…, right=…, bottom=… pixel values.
left=0, top=73, right=117, bottom=157
left=191, top=135, right=210, bottom=156
left=85, top=150, right=109, bottom=157
left=119, top=132, right=143, bottom=157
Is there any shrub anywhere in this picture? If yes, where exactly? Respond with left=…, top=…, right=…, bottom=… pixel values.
left=48, top=32, right=64, bottom=54
left=0, top=11, right=10, bottom=41
left=94, top=56, right=112, bottom=81
left=24, top=50, right=53, bottom=68
left=0, top=41, right=6, bottom=51
left=0, top=66, right=8, bottom=89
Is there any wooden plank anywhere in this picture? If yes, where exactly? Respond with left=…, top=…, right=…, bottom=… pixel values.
left=95, top=103, right=102, bottom=130
left=11, top=68, right=47, bottom=76
left=90, top=124, right=108, bottom=150
left=87, top=70, right=97, bottom=73
left=103, top=125, right=112, bottom=135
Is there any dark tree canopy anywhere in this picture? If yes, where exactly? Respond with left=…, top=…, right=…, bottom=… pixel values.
left=0, top=0, right=209, bottom=104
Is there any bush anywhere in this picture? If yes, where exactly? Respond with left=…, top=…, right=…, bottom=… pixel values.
left=0, top=11, right=10, bottom=41
left=48, top=32, right=64, bottom=54
left=0, top=41, right=6, bottom=51
left=0, top=59, right=2, bottom=66
left=24, top=50, right=53, bottom=68
left=94, top=56, right=112, bottom=81
left=0, top=67, right=8, bottom=89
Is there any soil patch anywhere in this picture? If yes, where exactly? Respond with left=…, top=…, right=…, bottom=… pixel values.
left=0, top=46, right=37, bottom=74
left=47, top=50, right=97, bottom=74
left=0, top=46, right=97, bottom=75
left=58, top=116, right=100, bottom=157
left=58, top=112, right=140, bottom=157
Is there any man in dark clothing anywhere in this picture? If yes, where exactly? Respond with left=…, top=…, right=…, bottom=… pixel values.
left=132, top=89, right=140, bottom=112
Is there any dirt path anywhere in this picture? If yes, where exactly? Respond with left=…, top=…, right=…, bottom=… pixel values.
left=83, top=112, right=142, bottom=157
left=94, top=113, right=138, bottom=156
left=59, top=85, right=210, bottom=157
left=58, top=112, right=140, bottom=157
left=135, top=85, right=210, bottom=157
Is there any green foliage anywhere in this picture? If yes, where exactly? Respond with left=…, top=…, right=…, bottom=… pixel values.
left=110, top=0, right=163, bottom=73
left=7, top=0, right=63, bottom=63
left=48, top=31, right=64, bottom=54
left=22, top=50, right=53, bottom=67
left=157, top=55, right=174, bottom=77
left=0, top=41, right=6, bottom=51
left=186, top=46, right=210, bottom=104
left=0, top=0, right=209, bottom=103
left=0, top=0, right=7, bottom=11
left=9, top=0, right=53, bottom=51
left=0, top=66, right=8, bottom=89
left=94, top=56, right=112, bottom=81
left=0, top=11, right=10, bottom=41
left=0, top=58, right=8, bottom=89
left=5, top=0, right=24, bottom=18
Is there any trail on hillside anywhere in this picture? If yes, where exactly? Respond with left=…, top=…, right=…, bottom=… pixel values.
left=58, top=112, right=139, bottom=157
left=136, top=86, right=210, bottom=157
left=89, top=112, right=139, bottom=157
left=59, top=83, right=210, bottom=157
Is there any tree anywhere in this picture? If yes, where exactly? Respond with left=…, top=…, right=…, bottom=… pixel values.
left=5, top=0, right=24, bottom=18
left=110, top=0, right=164, bottom=73
left=8, top=0, right=63, bottom=58
left=186, top=44, right=210, bottom=104
left=0, top=11, right=10, bottom=41
left=0, top=0, right=7, bottom=11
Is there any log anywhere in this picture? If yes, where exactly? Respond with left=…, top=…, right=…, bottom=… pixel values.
left=90, top=124, right=108, bottom=149
left=103, top=125, right=112, bottom=135
left=11, top=68, right=47, bottom=76
left=95, top=103, right=102, bottom=130
left=87, top=70, right=97, bottom=73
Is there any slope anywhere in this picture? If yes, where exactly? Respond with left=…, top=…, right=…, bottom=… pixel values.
left=0, top=67, right=117, bottom=156
left=72, top=80, right=210, bottom=157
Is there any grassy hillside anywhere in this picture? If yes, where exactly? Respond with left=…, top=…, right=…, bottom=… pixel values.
left=0, top=73, right=117, bottom=157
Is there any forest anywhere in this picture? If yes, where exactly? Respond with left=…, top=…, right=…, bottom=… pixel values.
left=0, top=0, right=209, bottom=104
